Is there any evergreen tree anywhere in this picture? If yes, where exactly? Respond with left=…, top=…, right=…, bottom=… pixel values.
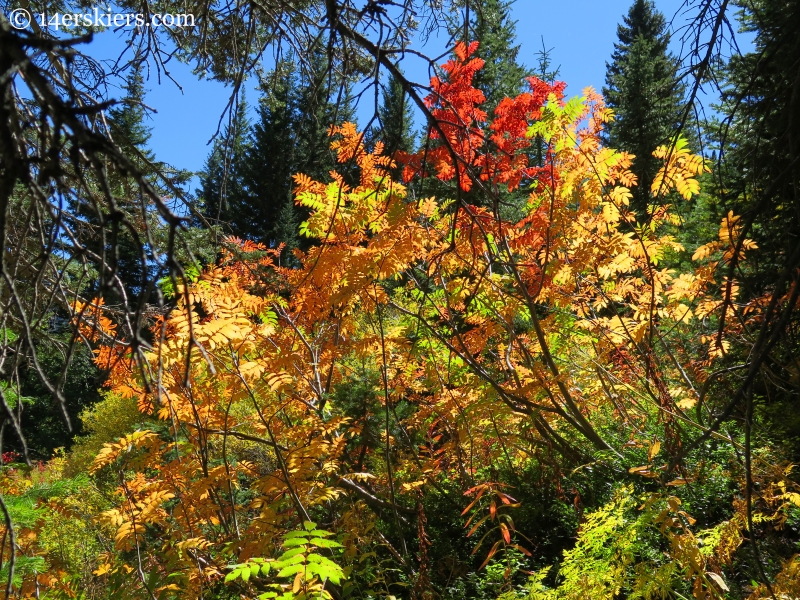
left=289, top=46, right=354, bottom=249
left=104, top=70, right=161, bottom=301
left=529, top=38, right=561, bottom=170
left=668, top=0, right=800, bottom=469
left=200, top=49, right=355, bottom=258
left=374, top=71, right=415, bottom=163
left=198, top=96, right=251, bottom=234
left=714, top=0, right=800, bottom=279
left=451, top=0, right=530, bottom=114
left=17, top=69, right=179, bottom=457
left=603, top=0, right=686, bottom=218
left=107, top=70, right=156, bottom=167
left=293, top=45, right=355, bottom=185
left=239, top=63, right=297, bottom=248
left=434, top=0, right=530, bottom=212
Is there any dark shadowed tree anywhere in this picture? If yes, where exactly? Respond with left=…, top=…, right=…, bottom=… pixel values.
left=240, top=63, right=297, bottom=249
left=197, top=96, right=251, bottom=236
left=603, top=0, right=686, bottom=218
left=374, top=70, right=416, bottom=173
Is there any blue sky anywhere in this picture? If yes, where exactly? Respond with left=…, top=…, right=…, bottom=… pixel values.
left=85, top=0, right=737, bottom=184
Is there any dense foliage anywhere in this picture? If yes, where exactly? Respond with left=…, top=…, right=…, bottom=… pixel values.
left=3, top=40, right=799, bottom=599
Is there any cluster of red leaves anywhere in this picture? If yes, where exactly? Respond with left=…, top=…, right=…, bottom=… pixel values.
left=1, top=450, right=20, bottom=464
left=397, top=41, right=566, bottom=193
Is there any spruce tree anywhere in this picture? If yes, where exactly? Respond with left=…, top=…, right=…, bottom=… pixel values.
left=712, top=0, right=800, bottom=300
left=239, top=63, right=297, bottom=248
left=374, top=71, right=415, bottom=162
left=291, top=46, right=355, bottom=247
left=293, top=45, right=355, bottom=185
left=435, top=0, right=529, bottom=212
left=201, top=48, right=355, bottom=257
left=104, top=70, right=161, bottom=301
left=701, top=0, right=800, bottom=463
left=18, top=69, right=163, bottom=456
left=452, top=0, right=530, bottom=114
left=108, top=71, right=155, bottom=164
left=198, top=96, right=251, bottom=234
left=603, top=0, right=686, bottom=218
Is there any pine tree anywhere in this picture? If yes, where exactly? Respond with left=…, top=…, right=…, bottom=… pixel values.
left=374, top=71, right=415, bottom=163
left=530, top=37, right=561, bottom=170
left=200, top=48, right=355, bottom=258
left=603, top=0, right=686, bottom=218
left=434, top=0, right=530, bottom=212
left=107, top=70, right=156, bottom=168
left=17, top=69, right=162, bottom=457
left=293, top=45, right=355, bottom=184
left=712, top=0, right=800, bottom=299
left=104, top=70, right=161, bottom=301
left=451, top=0, right=530, bottom=114
left=198, top=96, right=251, bottom=234
left=239, top=63, right=297, bottom=248
left=292, top=45, right=355, bottom=247
left=700, top=0, right=800, bottom=465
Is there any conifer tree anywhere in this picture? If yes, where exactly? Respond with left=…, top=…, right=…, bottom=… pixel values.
left=108, top=70, right=156, bottom=166
left=198, top=96, right=251, bottom=234
left=239, top=63, right=297, bottom=248
left=293, top=46, right=355, bottom=184
left=452, top=0, right=530, bottom=114
left=436, top=0, right=529, bottom=212
left=375, top=71, right=415, bottom=162
left=104, top=70, right=162, bottom=300
left=289, top=46, right=354, bottom=249
left=712, top=0, right=800, bottom=305
left=19, top=69, right=164, bottom=457
left=603, top=0, right=686, bottom=218
left=199, top=49, right=354, bottom=257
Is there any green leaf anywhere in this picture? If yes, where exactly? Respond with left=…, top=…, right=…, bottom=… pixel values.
left=309, top=538, right=342, bottom=549
left=305, top=530, right=333, bottom=537
left=276, top=563, right=305, bottom=578
left=277, top=548, right=306, bottom=562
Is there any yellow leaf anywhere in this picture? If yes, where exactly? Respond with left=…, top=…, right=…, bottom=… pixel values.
left=293, top=571, right=303, bottom=594
left=648, top=441, right=661, bottom=462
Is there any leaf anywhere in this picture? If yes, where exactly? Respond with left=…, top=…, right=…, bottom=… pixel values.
left=276, top=564, right=305, bottom=578
left=706, top=572, right=729, bottom=592
left=648, top=441, right=661, bottom=462
left=499, top=522, right=511, bottom=544
left=466, top=515, right=490, bottom=537
left=478, top=541, right=502, bottom=570
left=666, top=478, right=690, bottom=486
left=309, top=538, right=342, bottom=549
left=292, top=571, right=302, bottom=594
